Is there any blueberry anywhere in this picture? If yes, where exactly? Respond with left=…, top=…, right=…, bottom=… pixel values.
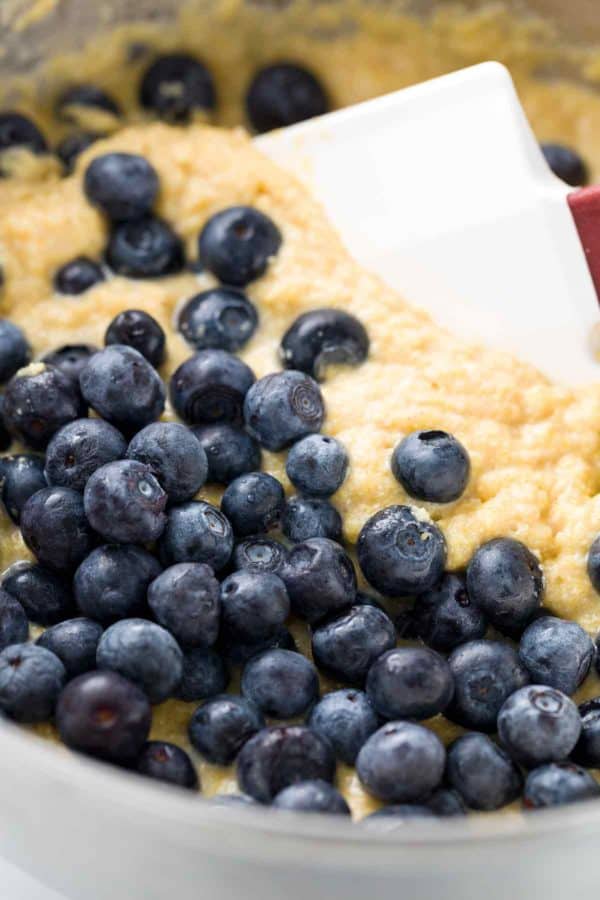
left=21, top=486, right=95, bottom=574
left=170, top=350, right=255, bottom=426
left=159, top=500, right=233, bottom=572
left=3, top=363, right=85, bottom=450
left=232, top=536, right=287, bottom=576
left=413, top=573, right=487, bottom=652
left=42, top=344, right=98, bottom=385
left=0, top=587, right=28, bottom=650
left=424, top=788, right=467, bottom=817
left=106, top=217, right=185, bottom=278
left=84, top=152, right=159, bottom=222
left=37, top=618, right=103, bottom=679
left=136, top=741, right=198, bottom=790
left=56, top=132, right=100, bottom=173
left=244, top=370, right=325, bottom=452
left=282, top=537, right=357, bottom=624
left=280, top=309, right=369, bottom=381
left=466, top=537, right=543, bottom=637
left=2, top=560, right=73, bottom=626
left=391, top=430, right=470, bottom=504
left=285, top=434, right=348, bottom=497
left=198, top=206, right=281, bottom=287
left=45, top=418, right=127, bottom=492
left=55, top=85, right=121, bottom=124
left=84, top=460, right=167, bottom=544
left=446, top=733, right=522, bottom=811
left=189, top=694, right=264, bottom=765
left=221, top=471, right=285, bottom=537
left=366, top=647, right=454, bottom=721
left=519, top=616, right=593, bottom=696
left=311, top=604, right=395, bottom=685
left=74, top=544, right=161, bottom=623
left=219, top=625, right=297, bottom=667
left=54, top=256, right=105, bottom=295
left=356, top=721, right=445, bottom=803
left=587, top=534, right=600, bottom=593
left=178, top=288, right=258, bottom=352
left=282, top=495, right=342, bottom=543
left=245, top=63, right=328, bottom=133
left=307, top=689, right=379, bottom=764
left=148, top=562, right=220, bottom=648
left=105, top=309, right=166, bottom=368
left=446, top=640, right=529, bottom=732
left=0, top=112, right=47, bottom=157
left=357, top=505, right=447, bottom=597
left=242, top=648, right=319, bottom=718
left=127, top=422, right=208, bottom=503
left=220, top=570, right=290, bottom=642
left=97, top=618, right=183, bottom=704
left=0, top=643, right=65, bottom=722
left=237, top=725, right=336, bottom=803
left=192, top=423, right=261, bottom=485
left=80, top=345, right=165, bottom=437
left=0, top=397, right=12, bottom=451
left=139, top=54, right=216, bottom=122
left=176, top=647, right=230, bottom=702
left=573, top=698, right=600, bottom=767
left=362, top=804, right=437, bottom=831
left=210, top=793, right=257, bottom=807
left=0, top=320, right=31, bottom=384
left=498, top=685, right=581, bottom=768
left=273, top=780, right=350, bottom=815
left=56, top=670, right=151, bottom=763
left=523, top=762, right=600, bottom=809
left=541, top=143, right=588, bottom=187
left=1, top=453, right=47, bottom=523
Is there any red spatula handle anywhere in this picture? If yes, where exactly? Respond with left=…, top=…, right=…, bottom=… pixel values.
left=569, top=186, right=600, bottom=304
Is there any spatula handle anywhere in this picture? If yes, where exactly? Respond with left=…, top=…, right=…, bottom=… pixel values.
left=569, top=187, right=600, bottom=307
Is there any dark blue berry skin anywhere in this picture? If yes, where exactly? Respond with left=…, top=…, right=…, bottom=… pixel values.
left=127, top=422, right=208, bottom=504
left=139, top=54, right=216, bottom=122
left=170, top=350, right=255, bottom=426
left=97, top=618, right=183, bottom=704
left=220, top=570, right=290, bottom=642
left=74, top=544, right=161, bottom=623
left=362, top=805, right=437, bottom=831
left=245, top=63, right=328, bottom=133
left=37, top=618, right=103, bottom=679
left=282, top=537, right=357, bottom=624
left=446, top=640, right=529, bottom=732
left=446, top=733, right=523, bottom=811
left=311, top=604, right=395, bottom=686
left=106, top=217, right=185, bottom=278
left=425, top=788, right=467, bottom=817
left=56, top=669, right=151, bottom=763
left=0, top=643, right=65, bottom=722
left=282, top=495, right=342, bottom=543
left=1, top=454, right=47, bottom=523
left=0, top=587, right=28, bottom=650
left=242, top=648, right=319, bottom=718
left=42, top=344, right=98, bottom=385
left=3, top=364, right=85, bottom=450
left=356, top=721, right=445, bottom=803
left=178, top=288, right=258, bottom=353
left=84, top=152, right=159, bottom=222
left=105, top=309, right=166, bottom=368
left=21, top=486, right=95, bottom=574
left=367, top=647, right=454, bottom=721
left=189, top=694, right=265, bottom=765
left=0, top=320, right=31, bottom=384
left=192, top=423, right=261, bottom=485
left=44, top=418, right=127, bottom=492
left=2, top=560, right=73, bottom=626
left=541, top=142, right=588, bottom=187
left=0, top=112, right=47, bottom=157
left=466, top=538, right=543, bottom=637
left=221, top=471, right=285, bottom=537
left=56, top=132, right=100, bottom=173
left=285, top=434, right=348, bottom=497
left=54, top=257, right=105, bottom=295
left=219, top=625, right=296, bottom=667
left=232, top=537, right=287, bottom=576
left=84, top=460, right=167, bottom=545
left=237, top=725, right=336, bottom=803
left=0, top=397, right=12, bottom=451
left=307, top=689, right=379, bottom=765
left=176, top=647, right=230, bottom=702
left=357, top=505, right=447, bottom=597
left=280, top=309, right=369, bottom=381
left=498, top=685, right=581, bottom=768
left=148, top=562, right=220, bottom=648
left=244, top=370, right=325, bottom=452
left=519, top=616, right=593, bottom=696
left=573, top=698, right=600, bottom=767
left=391, top=430, right=470, bottom=504
left=523, top=762, right=600, bottom=810
left=136, top=741, right=198, bottom=790
left=273, top=780, right=350, bottom=815
left=79, top=345, right=165, bottom=437
left=198, top=206, right=281, bottom=287
left=587, top=534, right=600, bottom=593
left=413, top=573, right=487, bottom=652
left=159, top=500, right=234, bottom=572
left=211, top=793, right=257, bottom=807
left=56, top=85, right=121, bottom=123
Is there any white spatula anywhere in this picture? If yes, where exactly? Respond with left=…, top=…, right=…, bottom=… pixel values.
left=256, top=62, right=600, bottom=387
